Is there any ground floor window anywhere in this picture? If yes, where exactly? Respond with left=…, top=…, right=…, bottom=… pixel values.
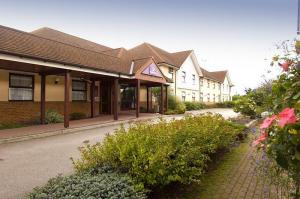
left=200, top=92, right=203, bottom=102
left=72, top=80, right=87, bottom=101
left=181, top=91, right=186, bottom=102
left=192, top=92, right=196, bottom=102
left=207, top=93, right=210, bottom=102
left=213, top=94, right=216, bottom=102
left=9, top=73, right=34, bottom=101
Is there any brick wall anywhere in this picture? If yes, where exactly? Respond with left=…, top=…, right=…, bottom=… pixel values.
left=0, top=101, right=99, bottom=124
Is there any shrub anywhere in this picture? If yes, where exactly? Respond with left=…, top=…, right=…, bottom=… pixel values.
left=165, top=93, right=186, bottom=114
left=174, top=101, right=186, bottom=114
left=215, top=101, right=235, bottom=108
left=70, top=112, right=87, bottom=120
left=74, top=114, right=244, bottom=188
left=184, top=101, right=205, bottom=110
left=45, top=109, right=63, bottom=124
left=26, top=167, right=147, bottom=199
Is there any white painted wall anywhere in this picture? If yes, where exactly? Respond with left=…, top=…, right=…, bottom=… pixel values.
left=175, top=55, right=200, bottom=101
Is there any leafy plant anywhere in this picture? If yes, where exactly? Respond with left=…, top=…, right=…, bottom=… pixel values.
left=184, top=102, right=205, bottom=111
left=73, top=114, right=244, bottom=188
left=45, top=109, right=63, bottom=124
left=26, top=167, right=147, bottom=199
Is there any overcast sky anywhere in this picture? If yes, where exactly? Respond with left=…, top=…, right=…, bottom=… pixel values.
left=0, top=0, right=297, bottom=94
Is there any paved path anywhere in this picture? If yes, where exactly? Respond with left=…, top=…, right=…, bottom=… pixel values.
left=196, top=126, right=289, bottom=199
left=0, top=109, right=238, bottom=199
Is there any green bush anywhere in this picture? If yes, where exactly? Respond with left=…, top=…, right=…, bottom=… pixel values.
left=184, top=101, right=205, bottom=110
left=165, top=93, right=186, bottom=114
left=26, top=167, right=147, bottom=199
left=74, top=114, right=244, bottom=188
left=215, top=101, right=235, bottom=108
left=70, top=112, right=87, bottom=120
left=45, top=109, right=63, bottom=124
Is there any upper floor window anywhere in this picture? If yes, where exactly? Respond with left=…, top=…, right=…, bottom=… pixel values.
left=213, top=82, right=216, bottom=89
left=192, top=74, right=196, bottom=85
left=168, top=67, right=174, bottom=80
left=218, top=84, right=221, bottom=90
left=181, top=91, right=186, bottom=101
left=9, top=74, right=34, bottom=101
left=200, top=78, right=204, bottom=87
left=192, top=92, right=196, bottom=102
left=72, top=80, right=87, bottom=101
left=207, top=80, right=210, bottom=88
left=213, top=94, right=216, bottom=102
left=182, top=71, right=186, bottom=83
left=207, top=93, right=210, bottom=102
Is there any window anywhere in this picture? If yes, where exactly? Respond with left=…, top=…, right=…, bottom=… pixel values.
left=72, top=80, right=87, bottom=101
left=182, top=71, right=186, bottom=83
left=181, top=91, right=186, bottom=101
left=200, top=92, right=203, bottom=102
left=213, top=94, right=216, bottom=102
left=192, top=74, right=196, bottom=85
left=9, top=74, right=34, bottom=101
left=218, top=84, right=221, bottom=90
left=200, top=78, right=204, bottom=87
left=207, top=80, right=210, bottom=88
left=207, top=93, right=210, bottom=102
left=218, top=95, right=221, bottom=102
left=213, top=82, right=215, bottom=89
left=192, top=92, right=196, bottom=102
left=168, top=67, right=174, bottom=80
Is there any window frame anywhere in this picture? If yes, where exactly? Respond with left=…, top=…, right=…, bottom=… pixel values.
left=9, top=73, right=35, bottom=101
left=168, top=67, right=174, bottom=80
left=182, top=71, right=186, bottom=83
left=72, top=80, right=88, bottom=101
left=192, top=74, right=196, bottom=85
left=181, top=91, right=186, bottom=102
left=192, top=92, right=196, bottom=102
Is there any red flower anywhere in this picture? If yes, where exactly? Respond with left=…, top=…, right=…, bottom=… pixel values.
left=260, top=115, right=277, bottom=129
left=252, top=131, right=268, bottom=147
left=280, top=61, right=290, bottom=71
left=278, top=108, right=297, bottom=128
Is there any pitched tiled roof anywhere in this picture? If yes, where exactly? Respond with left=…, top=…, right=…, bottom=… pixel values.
left=200, top=67, right=228, bottom=83
left=0, top=25, right=194, bottom=77
left=128, top=43, right=192, bottom=68
left=0, top=25, right=131, bottom=74
left=31, top=27, right=112, bottom=52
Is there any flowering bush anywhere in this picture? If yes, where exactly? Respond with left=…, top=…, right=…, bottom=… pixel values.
left=253, top=41, right=300, bottom=198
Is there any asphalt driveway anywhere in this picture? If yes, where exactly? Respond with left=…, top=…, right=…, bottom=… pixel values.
left=0, top=108, right=238, bottom=199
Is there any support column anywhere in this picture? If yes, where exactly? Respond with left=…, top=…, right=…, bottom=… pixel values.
left=113, top=78, right=119, bottom=120
left=40, top=74, right=46, bottom=124
left=64, top=71, right=71, bottom=128
left=160, top=84, right=164, bottom=114
left=136, top=79, right=140, bottom=118
left=165, top=86, right=168, bottom=113
left=91, top=80, right=95, bottom=118
left=146, top=86, right=149, bottom=113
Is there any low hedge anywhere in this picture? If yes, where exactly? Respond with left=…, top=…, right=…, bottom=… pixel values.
left=184, top=101, right=206, bottom=111
left=74, top=114, right=245, bottom=188
left=26, top=167, right=147, bottom=199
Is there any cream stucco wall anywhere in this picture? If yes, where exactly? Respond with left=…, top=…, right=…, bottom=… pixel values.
left=200, top=78, right=222, bottom=103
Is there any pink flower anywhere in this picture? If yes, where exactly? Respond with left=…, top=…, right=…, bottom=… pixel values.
left=252, top=131, right=268, bottom=147
left=280, top=62, right=290, bottom=71
left=278, top=108, right=298, bottom=128
left=260, top=115, right=277, bottom=129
